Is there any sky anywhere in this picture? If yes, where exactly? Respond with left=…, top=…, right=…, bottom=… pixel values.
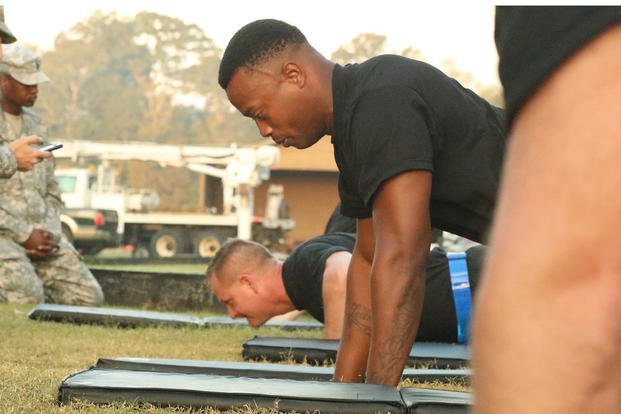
left=3, top=1, right=500, bottom=85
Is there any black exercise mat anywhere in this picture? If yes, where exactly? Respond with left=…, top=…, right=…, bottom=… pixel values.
left=58, top=368, right=471, bottom=413
left=95, top=357, right=471, bottom=383
left=203, top=316, right=323, bottom=330
left=28, top=304, right=202, bottom=328
left=242, top=337, right=470, bottom=369
left=28, top=304, right=322, bottom=330
left=58, top=368, right=406, bottom=413
left=401, top=388, right=472, bottom=413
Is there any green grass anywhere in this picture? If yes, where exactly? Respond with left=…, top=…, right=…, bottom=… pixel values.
left=0, top=303, right=468, bottom=413
left=0, top=303, right=321, bottom=413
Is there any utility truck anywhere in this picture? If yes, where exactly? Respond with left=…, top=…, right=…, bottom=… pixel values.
left=53, top=140, right=294, bottom=258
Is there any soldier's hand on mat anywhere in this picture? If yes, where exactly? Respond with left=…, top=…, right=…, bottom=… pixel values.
left=9, top=135, right=51, bottom=172
left=22, top=229, right=59, bottom=258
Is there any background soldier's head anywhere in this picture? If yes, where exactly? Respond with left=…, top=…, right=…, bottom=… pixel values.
left=0, top=6, right=17, bottom=56
left=0, top=43, right=49, bottom=111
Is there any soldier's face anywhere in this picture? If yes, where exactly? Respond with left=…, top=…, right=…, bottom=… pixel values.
left=0, top=75, right=38, bottom=107
left=226, top=65, right=326, bottom=150
left=210, top=274, right=273, bottom=328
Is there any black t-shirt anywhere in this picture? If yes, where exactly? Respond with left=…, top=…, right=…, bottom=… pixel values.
left=324, top=202, right=357, bottom=234
left=496, top=6, right=621, bottom=127
left=331, top=55, right=506, bottom=243
left=282, top=232, right=356, bottom=322
left=281, top=232, right=486, bottom=343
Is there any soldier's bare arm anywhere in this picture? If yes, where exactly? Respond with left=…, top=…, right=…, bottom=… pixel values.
left=334, top=218, right=373, bottom=382
left=321, top=250, right=350, bottom=339
left=366, top=170, right=431, bottom=385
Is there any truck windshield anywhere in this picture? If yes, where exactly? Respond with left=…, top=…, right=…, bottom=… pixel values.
left=57, top=176, right=77, bottom=194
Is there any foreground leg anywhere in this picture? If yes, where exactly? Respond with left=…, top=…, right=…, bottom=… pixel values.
left=472, top=24, right=621, bottom=413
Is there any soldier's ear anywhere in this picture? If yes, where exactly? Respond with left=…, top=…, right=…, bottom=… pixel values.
left=240, top=273, right=259, bottom=294
left=282, top=62, right=304, bottom=88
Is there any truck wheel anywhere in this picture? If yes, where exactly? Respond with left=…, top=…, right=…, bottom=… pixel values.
left=149, top=229, right=186, bottom=258
left=132, top=245, right=150, bottom=258
left=61, top=224, right=74, bottom=244
left=193, top=231, right=223, bottom=258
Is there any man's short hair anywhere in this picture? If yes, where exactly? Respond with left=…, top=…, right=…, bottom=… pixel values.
left=218, top=19, right=307, bottom=89
left=206, top=238, right=274, bottom=284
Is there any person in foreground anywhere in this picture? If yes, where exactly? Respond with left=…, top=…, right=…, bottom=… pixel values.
left=472, top=6, right=621, bottom=413
left=208, top=233, right=485, bottom=342
left=0, top=5, right=50, bottom=178
left=0, top=44, right=104, bottom=305
left=218, top=19, right=505, bottom=385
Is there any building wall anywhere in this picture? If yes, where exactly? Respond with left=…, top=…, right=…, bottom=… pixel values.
left=260, top=138, right=340, bottom=246
left=255, top=171, right=340, bottom=247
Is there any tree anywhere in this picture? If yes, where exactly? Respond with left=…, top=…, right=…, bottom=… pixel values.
left=38, top=11, right=259, bottom=146
left=329, top=33, right=501, bottom=106
left=331, top=33, right=388, bottom=65
left=36, top=11, right=261, bottom=210
left=440, top=58, right=503, bottom=107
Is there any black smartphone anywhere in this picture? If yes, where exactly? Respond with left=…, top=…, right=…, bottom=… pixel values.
left=39, top=143, right=63, bottom=152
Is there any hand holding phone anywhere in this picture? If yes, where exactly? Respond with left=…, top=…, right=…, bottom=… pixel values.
left=39, top=143, right=63, bottom=152
left=10, top=135, right=51, bottom=171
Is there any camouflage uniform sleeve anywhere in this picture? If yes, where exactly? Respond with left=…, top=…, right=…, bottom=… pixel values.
left=0, top=135, right=32, bottom=243
left=42, top=155, right=63, bottom=235
left=0, top=111, right=38, bottom=243
left=0, top=207, right=34, bottom=244
left=0, top=144, right=17, bottom=178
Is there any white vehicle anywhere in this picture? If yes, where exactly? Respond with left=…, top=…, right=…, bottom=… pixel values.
left=54, top=141, right=294, bottom=258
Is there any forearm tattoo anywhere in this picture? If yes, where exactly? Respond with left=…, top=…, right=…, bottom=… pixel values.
left=346, top=303, right=372, bottom=335
left=367, top=286, right=421, bottom=384
left=367, top=336, right=404, bottom=384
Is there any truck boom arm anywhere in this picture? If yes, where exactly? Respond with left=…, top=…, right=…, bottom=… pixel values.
left=54, top=140, right=283, bottom=241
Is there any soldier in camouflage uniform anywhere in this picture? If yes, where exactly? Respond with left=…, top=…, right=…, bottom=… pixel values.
left=0, top=43, right=104, bottom=305
left=0, top=6, right=50, bottom=179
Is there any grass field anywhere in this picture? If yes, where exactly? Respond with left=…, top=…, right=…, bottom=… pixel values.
left=0, top=303, right=468, bottom=413
left=0, top=303, right=324, bottom=413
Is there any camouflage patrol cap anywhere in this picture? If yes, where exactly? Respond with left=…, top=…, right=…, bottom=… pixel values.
left=0, top=43, right=49, bottom=85
left=0, top=6, right=17, bottom=44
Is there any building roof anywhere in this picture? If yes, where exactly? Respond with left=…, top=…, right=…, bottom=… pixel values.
left=272, top=137, right=337, bottom=172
